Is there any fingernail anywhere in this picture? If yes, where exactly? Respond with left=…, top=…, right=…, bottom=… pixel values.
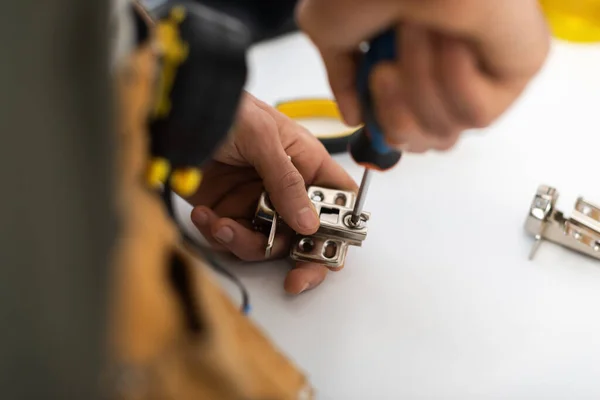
left=192, top=210, right=208, bottom=225
left=297, top=207, right=319, bottom=231
left=298, top=282, right=310, bottom=293
left=214, top=226, right=234, bottom=244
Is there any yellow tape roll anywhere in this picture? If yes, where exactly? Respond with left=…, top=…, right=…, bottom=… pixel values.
left=274, top=98, right=360, bottom=139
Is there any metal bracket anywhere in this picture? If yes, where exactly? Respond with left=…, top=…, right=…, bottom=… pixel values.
left=253, top=186, right=370, bottom=268
left=525, top=185, right=600, bottom=261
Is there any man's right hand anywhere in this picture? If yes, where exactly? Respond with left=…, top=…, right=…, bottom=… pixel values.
left=297, top=0, right=550, bottom=153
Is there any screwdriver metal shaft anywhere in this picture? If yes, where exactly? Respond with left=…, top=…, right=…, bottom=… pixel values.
left=350, top=168, right=372, bottom=226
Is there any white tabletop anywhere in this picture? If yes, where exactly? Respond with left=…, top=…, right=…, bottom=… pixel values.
left=177, top=33, right=600, bottom=399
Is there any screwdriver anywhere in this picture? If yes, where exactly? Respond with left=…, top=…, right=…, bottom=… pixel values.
left=348, top=29, right=402, bottom=226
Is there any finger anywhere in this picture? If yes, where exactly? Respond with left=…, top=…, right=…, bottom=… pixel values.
left=367, top=61, right=459, bottom=154
left=309, top=155, right=358, bottom=192
left=431, top=134, right=460, bottom=152
left=297, top=0, right=548, bottom=83
left=319, top=51, right=362, bottom=126
left=436, top=35, right=513, bottom=129
left=401, top=24, right=458, bottom=139
left=252, top=145, right=320, bottom=236
left=210, top=179, right=263, bottom=220
left=436, top=36, right=482, bottom=126
left=211, top=217, right=291, bottom=262
left=370, top=63, right=457, bottom=153
left=190, top=206, right=227, bottom=251
left=406, top=133, right=457, bottom=153
left=257, top=103, right=358, bottom=191
left=403, top=138, right=429, bottom=154
left=296, top=0, right=401, bottom=127
left=284, top=262, right=329, bottom=295
left=370, top=61, right=421, bottom=146
left=188, top=162, right=257, bottom=209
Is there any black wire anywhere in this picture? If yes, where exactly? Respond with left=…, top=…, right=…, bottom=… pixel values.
left=161, top=181, right=251, bottom=315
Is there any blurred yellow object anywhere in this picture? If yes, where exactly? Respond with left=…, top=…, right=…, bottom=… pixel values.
left=147, top=157, right=170, bottom=189
left=541, top=0, right=600, bottom=42
left=170, top=167, right=203, bottom=197
left=276, top=98, right=342, bottom=120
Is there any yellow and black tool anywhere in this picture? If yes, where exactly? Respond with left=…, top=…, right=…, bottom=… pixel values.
left=146, top=1, right=251, bottom=197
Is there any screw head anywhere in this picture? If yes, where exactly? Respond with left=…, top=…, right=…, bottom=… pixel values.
left=343, top=213, right=368, bottom=229
left=311, top=191, right=324, bottom=202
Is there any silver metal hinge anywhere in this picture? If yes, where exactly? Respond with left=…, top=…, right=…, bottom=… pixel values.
left=253, top=186, right=370, bottom=268
left=525, top=185, right=600, bottom=261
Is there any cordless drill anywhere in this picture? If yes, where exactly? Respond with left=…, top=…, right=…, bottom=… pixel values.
left=144, top=0, right=298, bottom=197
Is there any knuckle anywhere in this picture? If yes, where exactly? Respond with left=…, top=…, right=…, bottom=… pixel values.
left=420, top=119, right=453, bottom=139
left=453, top=100, right=494, bottom=129
left=385, top=134, right=408, bottom=149
left=277, top=169, right=306, bottom=195
left=427, top=122, right=455, bottom=138
left=408, top=145, right=427, bottom=154
left=468, top=108, right=495, bottom=128
left=436, top=136, right=459, bottom=151
left=294, top=0, right=338, bottom=40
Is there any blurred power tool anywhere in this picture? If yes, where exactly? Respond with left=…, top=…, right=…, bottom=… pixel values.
left=144, top=0, right=298, bottom=197
left=348, top=30, right=402, bottom=227
left=141, top=0, right=300, bottom=314
left=146, top=1, right=251, bottom=196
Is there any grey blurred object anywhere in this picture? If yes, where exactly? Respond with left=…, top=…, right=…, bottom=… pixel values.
left=142, top=0, right=299, bottom=42
left=0, top=0, right=114, bottom=399
left=111, top=0, right=136, bottom=70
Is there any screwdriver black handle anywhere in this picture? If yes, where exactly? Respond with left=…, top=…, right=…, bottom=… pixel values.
left=349, top=29, right=402, bottom=171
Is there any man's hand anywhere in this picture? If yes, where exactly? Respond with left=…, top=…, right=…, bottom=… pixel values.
left=189, top=92, right=357, bottom=294
left=297, top=0, right=550, bottom=152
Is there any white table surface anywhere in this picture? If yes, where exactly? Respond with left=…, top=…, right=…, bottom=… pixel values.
left=176, top=33, right=600, bottom=399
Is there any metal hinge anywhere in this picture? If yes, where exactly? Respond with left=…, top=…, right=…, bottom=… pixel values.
left=253, top=186, right=370, bottom=268
left=525, top=185, right=600, bottom=260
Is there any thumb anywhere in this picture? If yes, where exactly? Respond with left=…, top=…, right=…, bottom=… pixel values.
left=254, top=150, right=320, bottom=235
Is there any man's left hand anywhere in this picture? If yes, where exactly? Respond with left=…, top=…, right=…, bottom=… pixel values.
left=189, top=92, right=357, bottom=294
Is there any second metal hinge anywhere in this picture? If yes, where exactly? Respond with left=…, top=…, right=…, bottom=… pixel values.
left=253, top=186, right=370, bottom=268
left=525, top=184, right=600, bottom=261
